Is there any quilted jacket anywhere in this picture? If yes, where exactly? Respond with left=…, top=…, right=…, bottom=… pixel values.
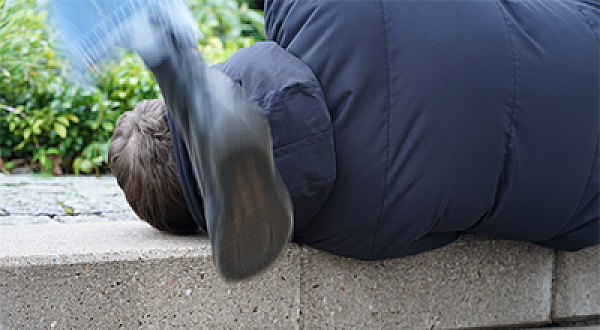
left=170, top=0, right=599, bottom=259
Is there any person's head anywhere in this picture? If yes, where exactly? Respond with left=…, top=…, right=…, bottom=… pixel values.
left=108, top=99, right=198, bottom=234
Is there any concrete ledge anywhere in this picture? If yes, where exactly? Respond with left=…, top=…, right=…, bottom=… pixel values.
left=0, top=222, right=300, bottom=329
left=553, top=245, right=600, bottom=321
left=1, top=174, right=598, bottom=329
left=1, top=221, right=597, bottom=329
left=301, top=236, right=554, bottom=329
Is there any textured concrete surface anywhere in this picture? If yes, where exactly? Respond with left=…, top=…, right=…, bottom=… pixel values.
left=553, top=245, right=600, bottom=321
left=519, top=326, right=600, bottom=330
left=1, top=223, right=557, bottom=329
left=0, top=222, right=300, bottom=329
left=301, top=236, right=554, bottom=329
left=1, top=174, right=599, bottom=329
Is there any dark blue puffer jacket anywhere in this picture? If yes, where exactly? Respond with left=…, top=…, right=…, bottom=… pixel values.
left=171, top=0, right=599, bottom=260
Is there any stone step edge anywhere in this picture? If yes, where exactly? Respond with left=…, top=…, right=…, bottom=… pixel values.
left=1, top=221, right=598, bottom=329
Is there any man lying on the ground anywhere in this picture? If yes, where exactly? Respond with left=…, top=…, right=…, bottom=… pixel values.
left=109, top=0, right=599, bottom=280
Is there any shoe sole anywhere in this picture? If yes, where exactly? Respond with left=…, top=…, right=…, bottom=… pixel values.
left=159, top=51, right=292, bottom=280
left=211, top=146, right=293, bottom=281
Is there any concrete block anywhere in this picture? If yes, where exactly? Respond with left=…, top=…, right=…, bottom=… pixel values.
left=553, top=245, right=600, bottom=321
left=0, top=222, right=300, bottom=329
left=301, top=235, right=555, bottom=329
left=518, top=326, right=600, bottom=330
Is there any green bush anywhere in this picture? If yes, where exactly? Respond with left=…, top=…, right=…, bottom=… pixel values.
left=0, top=0, right=265, bottom=175
left=190, top=0, right=265, bottom=40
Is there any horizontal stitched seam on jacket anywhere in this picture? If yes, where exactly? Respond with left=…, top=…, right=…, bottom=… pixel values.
left=271, top=123, right=333, bottom=153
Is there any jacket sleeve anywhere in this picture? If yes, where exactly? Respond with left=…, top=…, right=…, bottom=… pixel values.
left=214, top=42, right=336, bottom=232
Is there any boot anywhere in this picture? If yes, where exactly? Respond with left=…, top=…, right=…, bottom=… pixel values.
left=141, top=23, right=293, bottom=281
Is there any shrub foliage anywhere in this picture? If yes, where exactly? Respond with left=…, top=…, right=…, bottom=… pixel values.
left=0, top=0, right=264, bottom=174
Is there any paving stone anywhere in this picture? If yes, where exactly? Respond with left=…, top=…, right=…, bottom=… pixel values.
left=0, top=175, right=135, bottom=218
left=1, top=188, right=70, bottom=216
left=68, top=177, right=136, bottom=214
left=0, top=215, right=57, bottom=225
left=553, top=245, right=600, bottom=321
left=301, top=235, right=555, bottom=329
left=54, top=212, right=139, bottom=223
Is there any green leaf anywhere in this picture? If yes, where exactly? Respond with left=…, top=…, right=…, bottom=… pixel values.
left=57, top=201, right=74, bottom=215
left=66, top=114, right=79, bottom=123
left=14, top=141, right=27, bottom=151
left=72, top=158, right=81, bottom=175
left=55, top=116, right=70, bottom=126
left=41, top=155, right=52, bottom=173
left=54, top=122, right=67, bottom=138
left=32, top=119, right=44, bottom=135
left=92, top=155, right=104, bottom=165
left=101, top=122, right=114, bottom=132
left=31, top=151, right=41, bottom=164
left=23, top=128, right=31, bottom=140
left=111, top=90, right=127, bottom=99
left=79, top=159, right=93, bottom=173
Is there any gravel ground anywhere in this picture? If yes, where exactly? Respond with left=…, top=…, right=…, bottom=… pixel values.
left=0, top=173, right=138, bottom=225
